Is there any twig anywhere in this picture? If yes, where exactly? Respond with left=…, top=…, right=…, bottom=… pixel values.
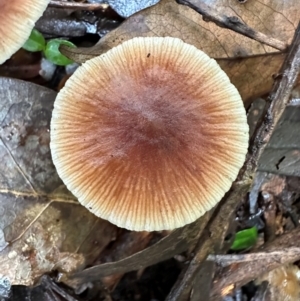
left=176, top=0, right=287, bottom=52
left=207, top=247, right=300, bottom=266
left=166, top=22, right=300, bottom=301
left=211, top=228, right=300, bottom=299
left=49, top=0, right=109, bottom=11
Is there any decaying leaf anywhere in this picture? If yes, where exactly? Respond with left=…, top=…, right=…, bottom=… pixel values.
left=62, top=0, right=254, bottom=62
left=0, top=50, right=42, bottom=80
left=218, top=53, right=286, bottom=106
left=183, top=0, right=298, bottom=55
left=100, top=231, right=154, bottom=290
left=61, top=0, right=300, bottom=105
left=0, top=78, right=116, bottom=286
left=246, top=95, right=300, bottom=178
left=60, top=213, right=210, bottom=290
left=62, top=0, right=299, bottom=61
left=248, top=100, right=300, bottom=176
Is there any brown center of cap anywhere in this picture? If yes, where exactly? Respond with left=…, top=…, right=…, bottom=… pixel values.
left=51, top=37, right=249, bottom=231
left=102, top=70, right=202, bottom=161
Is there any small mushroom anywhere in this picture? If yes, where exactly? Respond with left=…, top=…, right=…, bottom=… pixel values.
left=50, top=37, right=249, bottom=231
left=0, top=0, right=50, bottom=64
left=256, top=264, right=300, bottom=301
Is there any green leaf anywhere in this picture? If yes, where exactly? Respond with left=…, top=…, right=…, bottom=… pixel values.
left=22, top=29, right=46, bottom=52
left=44, top=39, right=76, bottom=66
left=231, top=227, right=258, bottom=251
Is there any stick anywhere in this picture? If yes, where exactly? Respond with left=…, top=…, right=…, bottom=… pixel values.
left=207, top=247, right=300, bottom=266
left=211, top=229, right=300, bottom=299
left=49, top=1, right=109, bottom=11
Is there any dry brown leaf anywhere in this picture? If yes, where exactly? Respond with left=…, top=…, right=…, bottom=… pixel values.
left=60, top=213, right=209, bottom=290
left=62, top=0, right=299, bottom=62
left=197, top=0, right=300, bottom=48
left=61, top=0, right=299, bottom=104
left=0, top=78, right=116, bottom=286
left=218, top=53, right=286, bottom=106
left=62, top=0, right=252, bottom=62
left=100, top=231, right=154, bottom=290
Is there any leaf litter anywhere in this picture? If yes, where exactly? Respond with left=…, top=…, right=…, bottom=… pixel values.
left=1, top=0, right=300, bottom=300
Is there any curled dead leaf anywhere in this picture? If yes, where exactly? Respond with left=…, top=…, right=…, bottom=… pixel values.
left=61, top=0, right=298, bottom=105
left=0, top=78, right=116, bottom=286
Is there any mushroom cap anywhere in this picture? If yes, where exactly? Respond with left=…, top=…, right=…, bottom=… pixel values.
left=0, top=0, right=50, bottom=64
left=50, top=37, right=249, bottom=231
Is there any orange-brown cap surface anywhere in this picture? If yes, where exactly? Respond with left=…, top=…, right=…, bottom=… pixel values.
left=0, top=0, right=50, bottom=64
left=51, top=37, right=249, bottom=231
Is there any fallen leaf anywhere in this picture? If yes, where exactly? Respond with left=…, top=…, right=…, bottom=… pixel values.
left=62, top=0, right=300, bottom=62
left=100, top=231, right=154, bottom=289
left=61, top=0, right=255, bottom=63
left=197, top=0, right=298, bottom=49
left=0, top=78, right=116, bottom=286
left=60, top=213, right=210, bottom=290
left=218, top=53, right=286, bottom=106
left=0, top=49, right=42, bottom=80
left=61, top=0, right=297, bottom=105
left=257, top=102, right=300, bottom=176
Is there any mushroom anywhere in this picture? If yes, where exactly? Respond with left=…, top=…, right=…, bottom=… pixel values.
left=50, top=37, right=249, bottom=231
left=256, top=264, right=300, bottom=301
left=0, top=0, right=50, bottom=64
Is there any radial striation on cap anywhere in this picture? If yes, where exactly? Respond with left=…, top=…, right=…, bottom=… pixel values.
left=0, top=0, right=50, bottom=64
left=51, top=37, right=249, bottom=231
